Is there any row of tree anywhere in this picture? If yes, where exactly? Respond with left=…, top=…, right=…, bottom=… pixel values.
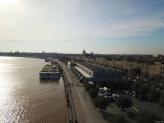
left=133, top=80, right=164, bottom=106
left=83, top=82, right=109, bottom=110
left=84, top=81, right=164, bottom=122
left=84, top=82, right=135, bottom=110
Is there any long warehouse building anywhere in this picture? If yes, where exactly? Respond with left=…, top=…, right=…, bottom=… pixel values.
left=69, top=61, right=122, bottom=84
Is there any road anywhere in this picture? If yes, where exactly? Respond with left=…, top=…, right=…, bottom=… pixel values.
left=55, top=59, right=106, bottom=123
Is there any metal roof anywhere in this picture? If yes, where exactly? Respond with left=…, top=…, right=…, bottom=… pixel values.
left=79, top=62, right=104, bottom=71
left=74, top=66, right=92, bottom=78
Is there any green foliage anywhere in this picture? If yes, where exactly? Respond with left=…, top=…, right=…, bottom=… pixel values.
left=84, top=82, right=93, bottom=92
left=130, top=68, right=141, bottom=77
left=147, top=88, right=160, bottom=102
left=111, top=114, right=129, bottom=123
left=133, top=81, right=142, bottom=92
left=41, top=65, right=53, bottom=72
left=137, top=111, right=161, bottom=123
left=159, top=93, right=164, bottom=106
left=138, top=85, right=150, bottom=100
left=133, top=81, right=142, bottom=98
left=116, top=95, right=133, bottom=109
left=93, top=96, right=108, bottom=110
left=126, top=107, right=138, bottom=119
left=88, top=86, right=98, bottom=99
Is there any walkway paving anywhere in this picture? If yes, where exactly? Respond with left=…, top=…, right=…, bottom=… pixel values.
left=55, top=60, right=107, bottom=123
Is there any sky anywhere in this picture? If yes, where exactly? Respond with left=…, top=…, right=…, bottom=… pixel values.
left=0, top=0, right=164, bottom=54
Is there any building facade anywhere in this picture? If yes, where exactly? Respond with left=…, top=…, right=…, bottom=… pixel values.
left=94, top=57, right=163, bottom=78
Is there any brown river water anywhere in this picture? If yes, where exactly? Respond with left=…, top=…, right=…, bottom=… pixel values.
left=0, top=56, right=68, bottom=123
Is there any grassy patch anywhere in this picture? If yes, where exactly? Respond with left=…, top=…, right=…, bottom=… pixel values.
left=41, top=65, right=53, bottom=72
left=133, top=98, right=164, bottom=119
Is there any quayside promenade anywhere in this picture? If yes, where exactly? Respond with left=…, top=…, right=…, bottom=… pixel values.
left=54, top=59, right=106, bottom=123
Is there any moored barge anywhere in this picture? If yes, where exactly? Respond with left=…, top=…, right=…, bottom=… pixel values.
left=39, top=64, right=60, bottom=80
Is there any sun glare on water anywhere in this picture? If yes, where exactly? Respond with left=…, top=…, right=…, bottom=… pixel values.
left=0, top=0, right=19, bottom=6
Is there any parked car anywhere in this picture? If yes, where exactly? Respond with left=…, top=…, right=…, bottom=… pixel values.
left=88, top=81, right=94, bottom=85
left=112, top=94, right=119, bottom=98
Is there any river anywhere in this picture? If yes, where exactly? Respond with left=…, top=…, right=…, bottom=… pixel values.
left=0, top=56, right=68, bottom=123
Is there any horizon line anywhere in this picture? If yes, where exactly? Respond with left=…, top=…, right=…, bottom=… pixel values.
left=0, top=51, right=163, bottom=56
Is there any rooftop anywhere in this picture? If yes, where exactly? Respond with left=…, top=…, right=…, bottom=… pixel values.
left=77, top=62, right=104, bottom=71
left=74, top=66, right=92, bottom=78
left=77, top=62, right=118, bottom=72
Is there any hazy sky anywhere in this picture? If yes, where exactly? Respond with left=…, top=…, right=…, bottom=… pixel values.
left=0, top=0, right=164, bottom=54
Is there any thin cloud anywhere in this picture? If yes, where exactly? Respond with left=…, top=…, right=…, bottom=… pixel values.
left=0, top=0, right=164, bottom=54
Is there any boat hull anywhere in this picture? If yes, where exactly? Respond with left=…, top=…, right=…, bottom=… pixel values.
left=39, top=72, right=60, bottom=80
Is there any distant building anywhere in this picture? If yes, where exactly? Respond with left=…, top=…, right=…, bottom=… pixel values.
left=82, top=49, right=94, bottom=58
left=94, top=57, right=164, bottom=79
left=69, top=53, right=164, bottom=79
left=82, top=49, right=86, bottom=55
left=70, top=61, right=122, bottom=84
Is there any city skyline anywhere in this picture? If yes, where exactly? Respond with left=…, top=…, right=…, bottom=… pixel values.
left=0, top=0, right=164, bottom=54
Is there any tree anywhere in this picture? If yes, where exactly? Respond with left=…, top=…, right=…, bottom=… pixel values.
left=111, top=114, right=129, bottom=123
left=148, top=88, right=160, bottom=102
left=159, top=93, right=164, bottom=106
left=137, top=111, right=161, bottom=123
left=130, top=68, right=141, bottom=77
left=133, top=81, right=142, bottom=93
left=88, top=86, right=98, bottom=99
left=93, top=96, right=108, bottom=110
left=138, top=85, right=150, bottom=100
left=84, top=82, right=93, bottom=92
left=116, top=95, right=133, bottom=109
